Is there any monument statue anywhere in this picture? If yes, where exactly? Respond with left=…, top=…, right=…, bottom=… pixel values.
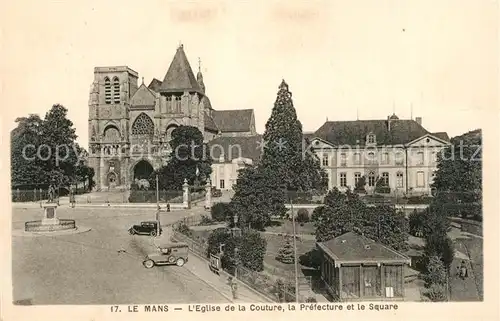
left=47, top=185, right=55, bottom=203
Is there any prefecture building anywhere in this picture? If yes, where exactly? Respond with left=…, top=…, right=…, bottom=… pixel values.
left=87, top=44, right=257, bottom=190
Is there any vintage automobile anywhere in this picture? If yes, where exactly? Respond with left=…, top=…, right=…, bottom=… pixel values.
left=128, top=221, right=162, bottom=237
left=142, top=242, right=189, bottom=268
left=211, top=187, right=222, bottom=198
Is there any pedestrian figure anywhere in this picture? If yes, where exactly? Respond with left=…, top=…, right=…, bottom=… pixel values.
left=459, top=261, right=468, bottom=280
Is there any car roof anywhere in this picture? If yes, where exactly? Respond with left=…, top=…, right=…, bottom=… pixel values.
left=141, top=221, right=157, bottom=224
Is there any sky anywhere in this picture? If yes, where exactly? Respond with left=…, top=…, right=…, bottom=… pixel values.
left=1, top=0, right=498, bottom=148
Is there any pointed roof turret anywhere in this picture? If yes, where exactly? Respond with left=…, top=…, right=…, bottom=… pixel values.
left=196, top=57, right=206, bottom=93
left=160, top=44, right=203, bottom=94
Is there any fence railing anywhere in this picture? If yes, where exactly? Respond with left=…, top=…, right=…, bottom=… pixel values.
left=172, top=217, right=309, bottom=303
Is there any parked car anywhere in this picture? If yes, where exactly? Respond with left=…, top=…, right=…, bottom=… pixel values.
left=129, top=221, right=162, bottom=236
left=211, top=188, right=222, bottom=197
left=142, top=242, right=189, bottom=268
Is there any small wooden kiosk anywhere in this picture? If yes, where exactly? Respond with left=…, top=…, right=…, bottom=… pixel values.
left=317, top=232, right=411, bottom=301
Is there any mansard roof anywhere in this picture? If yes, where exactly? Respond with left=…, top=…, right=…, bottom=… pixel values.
left=212, top=109, right=254, bottom=133
left=314, top=119, right=431, bottom=146
left=160, top=45, right=203, bottom=94
left=130, top=84, right=156, bottom=107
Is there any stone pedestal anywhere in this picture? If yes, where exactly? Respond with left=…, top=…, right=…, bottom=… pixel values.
left=42, top=203, right=60, bottom=225
left=205, top=181, right=212, bottom=210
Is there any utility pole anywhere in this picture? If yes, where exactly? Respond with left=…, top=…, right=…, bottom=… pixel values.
left=290, top=193, right=300, bottom=303
left=155, top=174, right=160, bottom=236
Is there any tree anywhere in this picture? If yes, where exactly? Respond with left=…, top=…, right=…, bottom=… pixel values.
left=312, top=188, right=409, bottom=250
left=152, top=126, right=212, bottom=191
left=11, top=115, right=46, bottom=188
left=362, top=205, right=409, bottom=251
left=211, top=202, right=232, bottom=222
left=432, top=129, right=482, bottom=220
left=10, top=105, right=93, bottom=191
left=238, top=230, right=267, bottom=271
left=423, top=255, right=447, bottom=288
left=275, top=236, right=295, bottom=264
left=229, top=166, right=286, bottom=230
left=423, top=232, right=455, bottom=271
left=260, top=80, right=326, bottom=192
left=353, top=175, right=367, bottom=193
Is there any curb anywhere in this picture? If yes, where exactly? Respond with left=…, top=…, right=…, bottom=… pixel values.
left=12, top=226, right=92, bottom=237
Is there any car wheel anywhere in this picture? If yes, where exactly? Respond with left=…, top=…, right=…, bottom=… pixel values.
left=143, top=260, right=155, bottom=269
left=129, top=229, right=134, bottom=235
left=150, top=230, right=157, bottom=237
left=176, top=258, right=185, bottom=267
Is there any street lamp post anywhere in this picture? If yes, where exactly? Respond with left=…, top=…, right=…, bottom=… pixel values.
left=155, top=174, right=160, bottom=236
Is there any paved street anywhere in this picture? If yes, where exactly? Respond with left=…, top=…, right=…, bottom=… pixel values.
left=12, top=206, right=229, bottom=305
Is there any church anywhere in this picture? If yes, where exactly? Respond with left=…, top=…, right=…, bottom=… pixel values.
left=87, top=44, right=257, bottom=190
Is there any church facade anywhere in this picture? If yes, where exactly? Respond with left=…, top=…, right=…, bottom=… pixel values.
left=87, top=44, right=257, bottom=190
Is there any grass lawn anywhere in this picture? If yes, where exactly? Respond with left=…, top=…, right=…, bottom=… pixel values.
left=265, top=219, right=316, bottom=236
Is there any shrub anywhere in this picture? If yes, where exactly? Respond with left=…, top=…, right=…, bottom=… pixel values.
left=425, top=284, right=447, bottom=302
left=239, top=230, right=267, bottom=271
left=296, top=209, right=310, bottom=223
left=354, top=176, right=366, bottom=193
left=424, top=233, right=455, bottom=271
left=299, top=248, right=322, bottom=269
left=276, top=237, right=295, bottom=264
left=207, top=228, right=232, bottom=258
left=409, top=209, right=425, bottom=237
left=175, top=222, right=193, bottom=237
left=423, top=255, right=447, bottom=287
left=211, top=202, right=232, bottom=222
left=198, top=215, right=215, bottom=226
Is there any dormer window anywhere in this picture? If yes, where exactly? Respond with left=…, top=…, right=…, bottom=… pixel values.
left=367, top=133, right=376, bottom=144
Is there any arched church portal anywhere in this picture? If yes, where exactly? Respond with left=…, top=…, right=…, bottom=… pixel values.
left=133, top=160, right=154, bottom=180
left=166, top=124, right=179, bottom=141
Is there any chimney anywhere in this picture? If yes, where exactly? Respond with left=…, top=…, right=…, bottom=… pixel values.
left=415, top=117, right=422, bottom=125
left=387, top=116, right=391, bottom=131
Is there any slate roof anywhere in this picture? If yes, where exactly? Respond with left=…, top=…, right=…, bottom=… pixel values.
left=431, top=132, right=450, bottom=142
left=130, top=84, right=156, bottom=107
left=147, top=78, right=163, bottom=92
left=208, top=135, right=262, bottom=163
left=204, top=111, right=219, bottom=132
left=314, top=119, right=430, bottom=146
left=212, top=109, right=254, bottom=133
left=317, top=232, right=411, bottom=264
left=160, top=45, right=203, bottom=94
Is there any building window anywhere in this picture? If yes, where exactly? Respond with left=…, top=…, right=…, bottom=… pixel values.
left=396, top=172, right=404, bottom=188
left=382, top=172, right=389, bottom=186
left=367, top=134, right=376, bottom=144
left=354, top=172, right=361, bottom=186
left=322, top=154, right=329, bottom=167
left=353, top=153, right=361, bottom=165
left=131, top=113, right=155, bottom=136
left=220, top=179, right=225, bottom=189
left=417, top=152, right=424, bottom=165
left=340, top=153, right=347, bottom=167
left=381, top=153, right=389, bottom=164
left=112, top=77, right=120, bottom=104
left=367, top=152, right=377, bottom=165
left=416, top=171, right=425, bottom=187
left=174, top=96, right=182, bottom=113
left=368, top=172, right=376, bottom=187
left=432, top=151, right=438, bottom=163
left=104, top=77, right=112, bottom=104
left=395, top=152, right=404, bottom=165
left=340, top=173, right=347, bottom=187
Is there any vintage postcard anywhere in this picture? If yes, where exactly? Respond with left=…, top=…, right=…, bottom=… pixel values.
left=1, top=1, right=498, bottom=320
